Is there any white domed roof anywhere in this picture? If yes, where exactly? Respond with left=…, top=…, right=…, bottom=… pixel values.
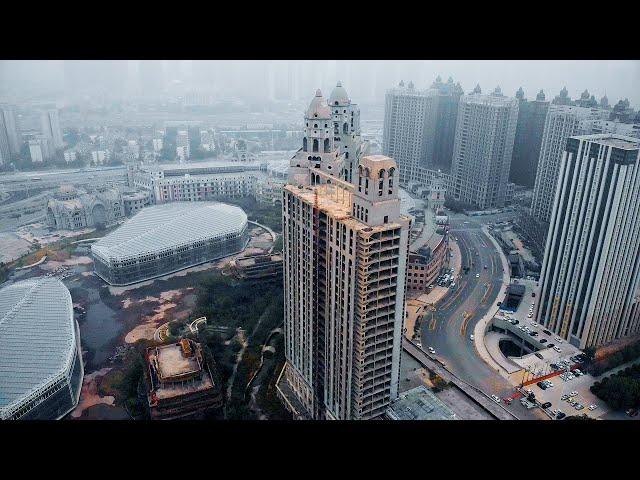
left=329, top=81, right=350, bottom=105
left=306, top=89, right=332, bottom=119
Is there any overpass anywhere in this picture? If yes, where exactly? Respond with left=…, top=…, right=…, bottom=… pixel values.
left=403, top=338, right=518, bottom=420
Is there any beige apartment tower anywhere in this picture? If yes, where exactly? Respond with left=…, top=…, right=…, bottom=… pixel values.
left=277, top=88, right=411, bottom=420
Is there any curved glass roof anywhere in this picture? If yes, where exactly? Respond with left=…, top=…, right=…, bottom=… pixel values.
left=91, top=202, right=248, bottom=262
left=0, top=278, right=76, bottom=417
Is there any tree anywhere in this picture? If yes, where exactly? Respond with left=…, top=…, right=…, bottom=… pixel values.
left=583, top=346, right=597, bottom=363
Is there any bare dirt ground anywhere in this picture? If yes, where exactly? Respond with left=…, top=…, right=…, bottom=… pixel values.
left=123, top=288, right=196, bottom=344
left=70, top=367, right=115, bottom=418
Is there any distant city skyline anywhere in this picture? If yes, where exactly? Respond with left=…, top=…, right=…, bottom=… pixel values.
left=1, top=60, right=639, bottom=107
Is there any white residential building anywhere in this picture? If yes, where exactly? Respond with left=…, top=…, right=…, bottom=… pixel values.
left=531, top=105, right=609, bottom=223
left=176, top=130, right=190, bottom=162
left=451, top=87, right=519, bottom=209
left=536, top=134, right=640, bottom=348
left=382, top=81, right=439, bottom=183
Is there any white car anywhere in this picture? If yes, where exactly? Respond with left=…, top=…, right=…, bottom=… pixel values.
left=588, top=404, right=598, bottom=411
left=475, top=273, right=480, bottom=278
left=428, top=347, right=435, bottom=354
left=570, top=391, right=578, bottom=397
left=553, top=346, right=562, bottom=353
left=527, top=313, right=533, bottom=318
left=491, top=395, right=501, bottom=404
left=469, top=334, right=475, bottom=341
left=555, top=337, right=563, bottom=343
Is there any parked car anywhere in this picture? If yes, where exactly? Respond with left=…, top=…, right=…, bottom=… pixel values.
left=588, top=405, right=598, bottom=411
left=542, top=402, right=552, bottom=409
left=540, top=339, right=548, bottom=344
left=570, top=391, right=578, bottom=397
left=556, top=412, right=566, bottom=420
left=561, top=394, right=569, bottom=401
left=491, top=395, right=501, bottom=404
left=535, top=353, right=544, bottom=359
left=428, top=347, right=435, bottom=354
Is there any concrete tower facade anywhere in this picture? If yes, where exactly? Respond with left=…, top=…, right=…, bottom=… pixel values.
left=531, top=105, right=609, bottom=223
left=536, top=134, right=640, bottom=348
left=0, top=105, right=20, bottom=156
left=510, top=89, right=549, bottom=188
left=278, top=88, right=411, bottom=420
left=382, top=81, right=439, bottom=183
left=40, top=109, right=64, bottom=150
left=451, top=87, right=519, bottom=209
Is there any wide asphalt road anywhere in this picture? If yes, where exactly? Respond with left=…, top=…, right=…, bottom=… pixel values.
left=419, top=213, right=546, bottom=420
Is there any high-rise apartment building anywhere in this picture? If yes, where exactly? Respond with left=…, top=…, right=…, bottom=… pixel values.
left=531, top=105, right=610, bottom=223
left=0, top=105, right=20, bottom=156
left=176, top=130, right=190, bottom=162
left=510, top=89, right=549, bottom=187
left=451, top=86, right=519, bottom=209
left=536, top=134, right=640, bottom=348
left=28, top=137, right=48, bottom=163
left=430, top=76, right=464, bottom=173
left=40, top=109, right=64, bottom=150
left=0, top=114, right=10, bottom=166
left=278, top=88, right=411, bottom=420
left=383, top=81, right=438, bottom=183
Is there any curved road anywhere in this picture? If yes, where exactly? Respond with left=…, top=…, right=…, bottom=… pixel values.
left=419, top=213, right=546, bottom=419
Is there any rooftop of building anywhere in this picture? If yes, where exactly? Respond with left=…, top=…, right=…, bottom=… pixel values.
left=139, top=159, right=265, bottom=173
left=91, top=202, right=247, bottom=261
left=284, top=182, right=408, bottom=235
left=146, top=340, right=216, bottom=401
left=236, top=253, right=283, bottom=267
left=0, top=278, right=76, bottom=416
left=155, top=171, right=258, bottom=183
left=386, top=385, right=458, bottom=420
left=461, top=93, right=518, bottom=106
left=155, top=341, right=201, bottom=381
left=507, top=283, right=526, bottom=295
left=573, top=133, right=640, bottom=151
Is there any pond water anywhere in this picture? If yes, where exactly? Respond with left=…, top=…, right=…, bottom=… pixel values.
left=79, top=287, right=123, bottom=369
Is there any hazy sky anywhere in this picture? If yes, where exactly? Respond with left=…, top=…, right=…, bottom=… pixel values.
left=1, top=60, right=638, bottom=106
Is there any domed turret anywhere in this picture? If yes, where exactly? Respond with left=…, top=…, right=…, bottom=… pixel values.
left=472, top=84, right=482, bottom=94
left=600, top=94, right=609, bottom=108
left=516, top=87, right=525, bottom=100
left=581, top=89, right=590, bottom=100
left=447, top=76, right=454, bottom=84
left=408, top=81, right=415, bottom=90
left=306, top=89, right=331, bottom=119
left=329, top=81, right=350, bottom=106
left=492, top=85, right=503, bottom=96
left=559, top=86, right=568, bottom=98
left=536, top=89, right=546, bottom=101
left=399, top=80, right=405, bottom=87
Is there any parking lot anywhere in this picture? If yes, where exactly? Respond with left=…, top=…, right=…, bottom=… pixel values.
left=519, top=356, right=608, bottom=420
left=487, top=283, right=611, bottom=420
